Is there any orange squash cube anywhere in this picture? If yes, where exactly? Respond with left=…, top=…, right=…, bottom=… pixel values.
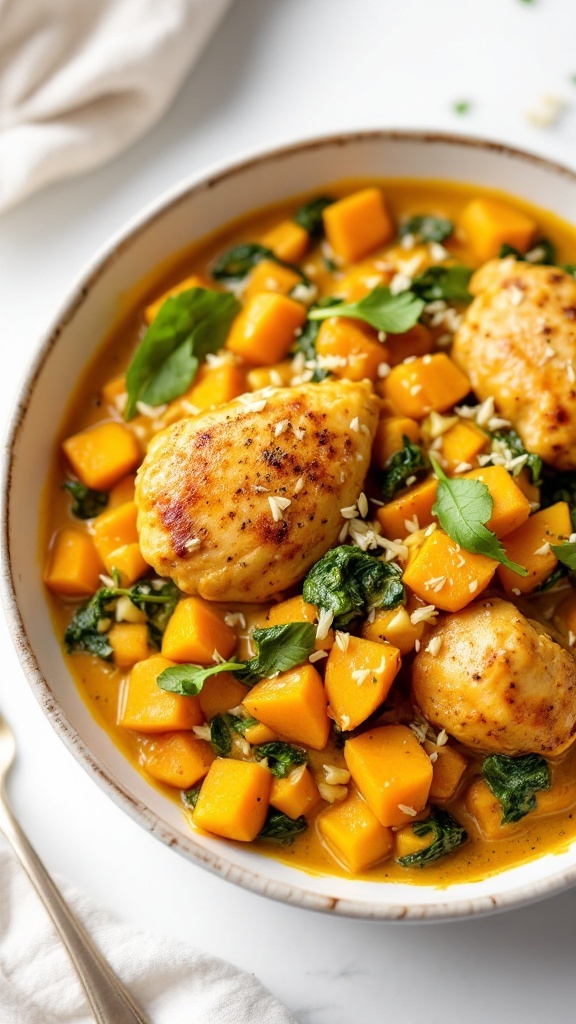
left=187, top=363, right=247, bottom=411
left=246, top=361, right=293, bottom=391
left=376, top=477, right=438, bottom=539
left=141, top=732, right=215, bottom=789
left=243, top=259, right=302, bottom=301
left=395, top=822, right=436, bottom=861
left=193, top=758, right=271, bottom=841
left=423, top=741, right=468, bottom=801
left=92, top=501, right=147, bottom=585
left=361, top=606, right=424, bottom=655
left=144, top=274, right=209, bottom=324
left=270, top=766, right=320, bottom=819
left=108, top=474, right=136, bottom=508
left=344, top=725, right=433, bottom=828
left=109, top=622, right=150, bottom=668
left=101, top=375, right=127, bottom=410
left=460, top=198, right=536, bottom=262
left=323, top=188, right=394, bottom=264
left=44, top=528, right=103, bottom=598
left=226, top=292, right=306, bottom=366
left=242, top=663, right=330, bottom=750
left=315, top=318, right=388, bottom=382
left=335, top=261, right=388, bottom=302
left=119, top=655, right=204, bottom=732
left=440, top=420, right=488, bottom=473
left=402, top=529, right=497, bottom=612
left=382, top=354, right=471, bottom=420
left=463, top=465, right=531, bottom=538
left=372, top=416, right=420, bottom=470
left=384, top=324, right=434, bottom=367
left=63, top=422, right=141, bottom=491
left=161, top=597, right=237, bottom=664
left=318, top=788, right=394, bottom=872
left=324, top=635, right=401, bottom=731
left=498, top=502, right=572, bottom=594
left=198, top=672, right=249, bottom=721
left=265, top=595, right=334, bottom=651
left=261, top=220, right=309, bottom=262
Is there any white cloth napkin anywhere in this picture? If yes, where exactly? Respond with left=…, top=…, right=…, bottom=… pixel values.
left=0, top=849, right=297, bottom=1024
left=0, top=0, right=232, bottom=214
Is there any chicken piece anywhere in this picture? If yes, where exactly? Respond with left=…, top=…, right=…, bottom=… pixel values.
left=452, top=259, right=576, bottom=470
left=135, top=380, right=379, bottom=602
left=411, top=597, right=576, bottom=756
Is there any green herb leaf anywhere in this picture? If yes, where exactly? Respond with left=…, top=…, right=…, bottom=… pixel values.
left=540, top=471, right=576, bottom=529
left=307, top=286, right=424, bottom=334
left=181, top=784, right=202, bottom=810
left=157, top=660, right=245, bottom=696
left=490, top=430, right=542, bottom=486
left=293, top=196, right=334, bottom=237
left=381, top=436, right=429, bottom=502
left=237, top=623, right=317, bottom=686
left=228, top=714, right=259, bottom=736
left=562, top=264, right=576, bottom=279
left=400, top=216, right=453, bottom=244
left=62, top=480, right=108, bottom=520
left=499, top=239, right=556, bottom=265
left=254, top=742, right=307, bottom=778
left=452, top=100, right=472, bottom=115
left=65, top=579, right=179, bottom=659
left=551, top=541, right=576, bottom=570
left=294, top=297, right=340, bottom=382
left=303, top=546, right=405, bottom=628
left=483, top=753, right=550, bottom=824
left=430, top=456, right=528, bottom=575
left=397, top=809, right=467, bottom=867
left=258, top=808, right=307, bottom=844
left=124, top=288, right=240, bottom=419
left=412, top=265, right=473, bottom=302
left=211, top=242, right=307, bottom=284
left=210, top=715, right=233, bottom=757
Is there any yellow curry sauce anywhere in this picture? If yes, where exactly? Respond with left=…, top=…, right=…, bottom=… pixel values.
left=43, top=178, right=576, bottom=886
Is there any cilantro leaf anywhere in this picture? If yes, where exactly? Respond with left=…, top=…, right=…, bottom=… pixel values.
left=293, top=196, right=334, bottom=237
left=400, top=216, right=453, bottom=244
left=430, top=456, right=528, bottom=575
left=254, top=742, right=307, bottom=778
left=62, top=480, right=108, bottom=520
left=258, top=809, right=307, bottom=844
left=157, top=660, right=246, bottom=697
left=483, top=753, right=550, bottom=824
left=210, top=242, right=308, bottom=284
left=307, top=286, right=424, bottom=334
left=397, top=809, right=467, bottom=867
left=551, top=541, right=576, bottom=570
left=412, top=265, right=472, bottom=302
left=381, top=436, right=429, bottom=502
left=303, top=546, right=405, bottom=628
left=124, top=288, right=240, bottom=418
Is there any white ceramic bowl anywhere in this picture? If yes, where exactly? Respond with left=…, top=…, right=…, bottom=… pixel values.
left=4, top=130, right=576, bottom=920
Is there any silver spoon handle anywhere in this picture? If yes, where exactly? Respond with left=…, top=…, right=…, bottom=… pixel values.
left=0, top=785, right=151, bottom=1024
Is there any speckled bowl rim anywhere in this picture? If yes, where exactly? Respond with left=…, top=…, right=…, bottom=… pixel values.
left=3, top=129, right=576, bottom=921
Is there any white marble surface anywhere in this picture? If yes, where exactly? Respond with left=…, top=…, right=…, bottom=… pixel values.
left=1, top=1, right=576, bottom=1021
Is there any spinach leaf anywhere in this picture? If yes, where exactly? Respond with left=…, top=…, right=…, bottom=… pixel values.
left=254, top=742, right=307, bottom=778
left=562, top=264, right=576, bottom=278
left=400, top=216, right=453, bottom=244
left=491, top=429, right=542, bottom=486
left=307, top=286, right=424, bottom=334
left=210, top=715, right=233, bottom=757
left=237, top=623, right=316, bottom=686
left=397, top=809, right=467, bottom=867
left=381, top=436, right=429, bottom=502
left=293, top=196, right=334, bottom=237
left=535, top=564, right=567, bottom=592
left=499, top=238, right=556, bottom=265
left=62, top=480, right=108, bottom=520
left=551, top=541, right=576, bottom=570
left=210, top=242, right=307, bottom=284
left=65, top=579, right=179, bottom=659
left=294, top=297, right=341, bottom=382
left=181, top=784, right=202, bottom=810
left=430, top=456, right=528, bottom=575
left=303, top=546, right=405, bottom=628
left=412, top=265, right=473, bottom=302
left=157, top=660, right=246, bottom=697
left=124, top=288, right=239, bottom=419
left=482, top=753, right=550, bottom=824
left=136, top=580, right=180, bottom=640
left=228, top=714, right=259, bottom=736
left=258, top=809, right=307, bottom=844
left=540, top=471, right=576, bottom=529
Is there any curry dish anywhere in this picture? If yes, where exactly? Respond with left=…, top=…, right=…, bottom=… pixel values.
left=43, top=179, right=576, bottom=885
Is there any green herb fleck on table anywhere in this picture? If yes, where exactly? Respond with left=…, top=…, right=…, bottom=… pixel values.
left=452, top=100, right=472, bottom=115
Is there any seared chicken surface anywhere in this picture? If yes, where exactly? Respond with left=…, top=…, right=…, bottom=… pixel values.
left=135, top=380, right=378, bottom=602
left=452, top=258, right=576, bottom=470
left=412, top=597, right=576, bottom=756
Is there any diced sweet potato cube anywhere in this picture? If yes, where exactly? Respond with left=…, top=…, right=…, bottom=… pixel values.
left=187, top=363, right=247, bottom=411
left=193, top=758, right=271, bottom=841
left=44, top=528, right=103, bottom=597
left=243, top=722, right=278, bottom=745
left=440, top=421, right=488, bottom=473
left=226, top=292, right=306, bottom=365
left=270, top=766, right=320, bottom=819
left=335, top=261, right=388, bottom=302
left=382, top=354, right=471, bottom=420
left=101, top=375, right=127, bottom=410
left=376, top=477, right=438, bottom=539
left=498, top=502, right=572, bottom=594
left=424, top=741, right=468, bottom=800
left=318, top=788, right=394, bottom=872
left=119, top=655, right=204, bottom=732
left=265, top=595, right=333, bottom=651
left=92, top=501, right=147, bottom=584
left=246, top=361, right=293, bottom=391
left=323, top=188, right=394, bottom=264
left=464, top=779, right=521, bottom=840
left=361, top=606, right=424, bottom=655
left=108, top=474, right=136, bottom=508
left=109, top=623, right=150, bottom=668
left=463, top=466, right=531, bottom=538
left=403, top=529, right=497, bottom=612
left=144, top=274, right=209, bottom=324
left=372, top=416, right=420, bottom=470
left=324, top=635, right=401, bottom=731
left=395, top=822, right=436, bottom=860
left=261, top=220, right=309, bottom=262
left=460, top=198, right=536, bottom=262
left=243, top=259, right=302, bottom=301
left=243, top=663, right=330, bottom=750
left=162, top=597, right=237, bottom=664
left=514, top=467, right=540, bottom=505
left=384, top=324, right=434, bottom=367
left=344, top=725, right=433, bottom=828
left=315, top=318, right=388, bottom=382
left=198, top=672, right=249, bottom=721
left=140, top=732, right=214, bottom=789
left=63, top=422, right=141, bottom=491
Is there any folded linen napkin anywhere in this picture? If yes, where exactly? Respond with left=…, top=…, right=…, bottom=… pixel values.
left=0, top=848, right=297, bottom=1023
left=0, top=0, right=232, bottom=214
